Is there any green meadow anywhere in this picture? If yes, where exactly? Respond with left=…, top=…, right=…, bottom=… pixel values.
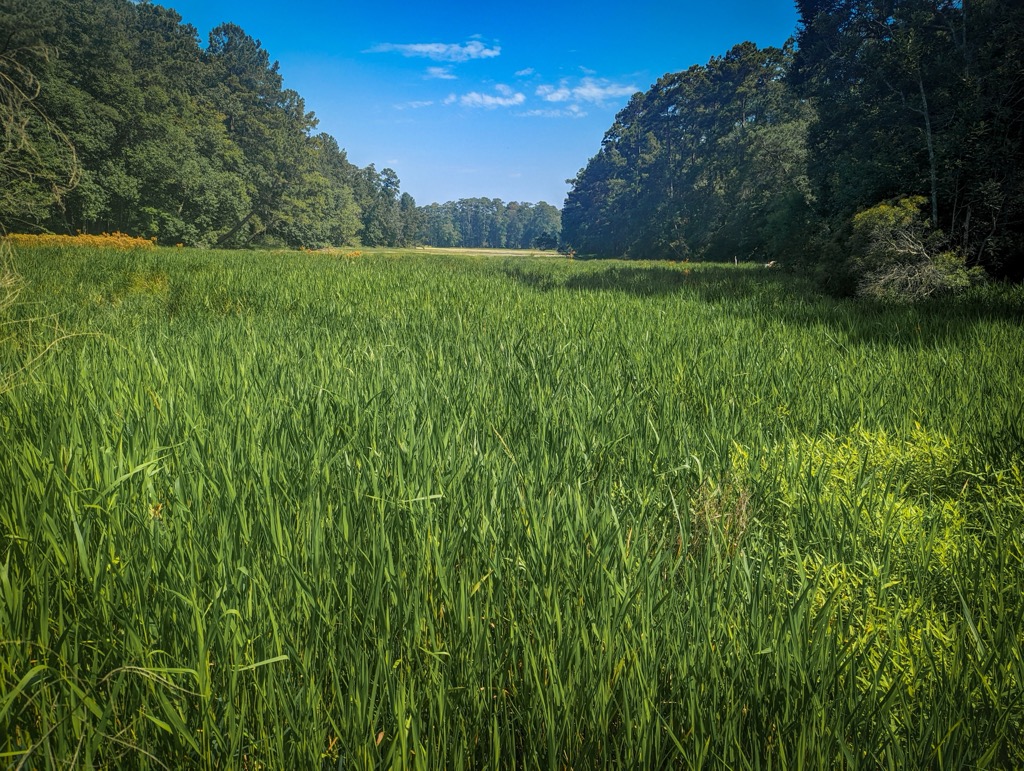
left=2, top=246, right=1023, bottom=768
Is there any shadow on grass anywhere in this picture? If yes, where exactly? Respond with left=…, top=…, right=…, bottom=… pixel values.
left=502, top=262, right=781, bottom=300
left=500, top=259, right=1024, bottom=348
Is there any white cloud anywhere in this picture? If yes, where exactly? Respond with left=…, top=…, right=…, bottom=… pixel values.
left=536, top=76, right=636, bottom=106
left=367, top=40, right=501, bottom=62
left=456, top=84, right=526, bottom=108
left=425, top=66, right=457, bottom=80
left=536, top=84, right=572, bottom=102
left=443, top=93, right=457, bottom=105
left=515, top=67, right=535, bottom=77
left=575, top=77, right=636, bottom=103
left=395, top=100, right=434, bottom=110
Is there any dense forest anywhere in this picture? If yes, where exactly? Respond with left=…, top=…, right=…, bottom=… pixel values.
left=563, top=43, right=811, bottom=263
left=564, top=1, right=1024, bottom=294
left=0, top=0, right=420, bottom=248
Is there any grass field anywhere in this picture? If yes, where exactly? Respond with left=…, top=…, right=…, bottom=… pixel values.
left=2, top=245, right=1023, bottom=768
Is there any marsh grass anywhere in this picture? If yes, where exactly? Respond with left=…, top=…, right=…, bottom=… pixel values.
left=1, top=246, right=1022, bottom=767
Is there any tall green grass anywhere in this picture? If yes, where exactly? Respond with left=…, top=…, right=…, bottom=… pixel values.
left=2, top=246, right=1022, bottom=767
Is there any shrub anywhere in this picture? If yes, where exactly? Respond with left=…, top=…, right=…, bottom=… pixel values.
left=849, top=197, right=984, bottom=301
left=5, top=231, right=156, bottom=249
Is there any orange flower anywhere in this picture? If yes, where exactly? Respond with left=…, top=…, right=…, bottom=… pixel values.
left=5, top=232, right=157, bottom=249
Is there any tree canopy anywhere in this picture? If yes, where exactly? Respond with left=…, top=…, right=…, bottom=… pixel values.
left=0, top=0, right=416, bottom=248
left=564, top=3, right=1024, bottom=289
left=563, top=43, right=814, bottom=263
left=792, top=0, right=1024, bottom=280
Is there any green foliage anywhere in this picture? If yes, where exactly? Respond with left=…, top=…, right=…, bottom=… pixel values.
left=1, top=0, right=410, bottom=249
left=568, top=2, right=1024, bottom=285
left=418, top=198, right=562, bottom=250
left=532, top=231, right=558, bottom=250
left=563, top=42, right=813, bottom=262
left=357, top=165, right=407, bottom=247
left=2, top=245, right=1022, bottom=766
left=850, top=197, right=985, bottom=301
left=794, top=0, right=1024, bottom=279
left=770, top=425, right=980, bottom=589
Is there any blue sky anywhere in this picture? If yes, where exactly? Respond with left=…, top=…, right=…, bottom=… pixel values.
left=164, top=0, right=799, bottom=207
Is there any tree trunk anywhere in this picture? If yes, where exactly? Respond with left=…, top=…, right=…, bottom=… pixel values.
left=216, top=209, right=257, bottom=247
left=918, top=76, right=939, bottom=228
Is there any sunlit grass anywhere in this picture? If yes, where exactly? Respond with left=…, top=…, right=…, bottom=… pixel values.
left=2, top=245, right=1022, bottom=767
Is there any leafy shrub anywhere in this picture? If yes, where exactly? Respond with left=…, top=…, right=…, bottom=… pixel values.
left=849, top=197, right=984, bottom=301
left=762, top=425, right=1011, bottom=696
left=771, top=425, right=973, bottom=578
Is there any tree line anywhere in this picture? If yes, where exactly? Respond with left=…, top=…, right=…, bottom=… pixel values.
left=0, top=0, right=419, bottom=248
left=417, top=198, right=561, bottom=249
left=563, top=1, right=1024, bottom=295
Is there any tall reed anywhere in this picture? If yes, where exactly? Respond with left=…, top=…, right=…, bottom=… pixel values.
left=2, top=246, right=1022, bottom=767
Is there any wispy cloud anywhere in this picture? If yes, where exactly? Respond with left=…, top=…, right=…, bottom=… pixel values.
left=535, top=84, right=571, bottom=102
left=425, top=66, right=457, bottom=80
left=536, top=76, right=636, bottom=106
left=367, top=40, right=501, bottom=62
left=446, top=84, right=525, bottom=108
left=395, top=100, right=434, bottom=110
left=515, top=67, right=535, bottom=77
left=462, top=91, right=525, bottom=108
left=519, top=104, right=588, bottom=119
